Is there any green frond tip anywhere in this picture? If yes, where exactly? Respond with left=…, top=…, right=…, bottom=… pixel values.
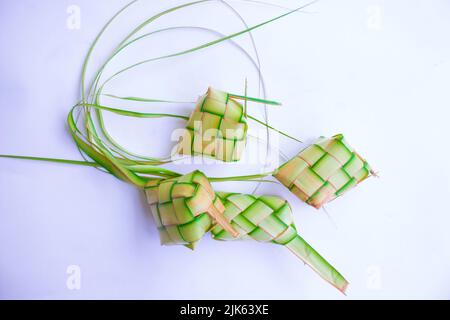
left=228, top=93, right=282, bottom=106
left=212, top=192, right=348, bottom=293
left=247, top=114, right=302, bottom=143
left=0, top=155, right=98, bottom=167
left=103, top=93, right=194, bottom=104
left=76, top=102, right=189, bottom=120
left=103, top=0, right=320, bottom=83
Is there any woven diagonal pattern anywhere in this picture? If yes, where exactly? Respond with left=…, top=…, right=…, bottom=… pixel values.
left=144, top=170, right=236, bottom=249
left=177, top=87, right=248, bottom=162
left=212, top=192, right=297, bottom=243
left=274, top=134, right=372, bottom=209
left=211, top=192, right=348, bottom=292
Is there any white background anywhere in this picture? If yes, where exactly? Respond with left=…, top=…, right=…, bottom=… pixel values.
left=1, top=0, right=450, bottom=299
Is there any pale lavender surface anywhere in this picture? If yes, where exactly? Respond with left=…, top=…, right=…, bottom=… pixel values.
left=1, top=0, right=450, bottom=299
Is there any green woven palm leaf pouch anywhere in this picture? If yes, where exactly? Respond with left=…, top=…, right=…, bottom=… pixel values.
left=274, top=134, right=373, bottom=209
left=212, top=192, right=348, bottom=292
left=144, top=170, right=238, bottom=249
left=176, top=87, right=248, bottom=162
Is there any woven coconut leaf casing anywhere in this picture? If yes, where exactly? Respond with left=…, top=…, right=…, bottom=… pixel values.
left=144, top=170, right=238, bottom=249
left=274, top=134, right=373, bottom=209
left=212, top=192, right=348, bottom=293
left=177, top=87, right=247, bottom=162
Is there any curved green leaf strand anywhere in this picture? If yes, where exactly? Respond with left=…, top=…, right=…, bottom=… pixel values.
left=90, top=25, right=265, bottom=165
left=84, top=2, right=272, bottom=165
left=90, top=24, right=274, bottom=164
left=83, top=0, right=312, bottom=167
left=1, top=1, right=312, bottom=186
left=82, top=1, right=265, bottom=167
left=88, top=9, right=308, bottom=168
left=89, top=33, right=298, bottom=164
left=75, top=1, right=212, bottom=169
left=97, top=2, right=316, bottom=90
left=77, top=0, right=311, bottom=182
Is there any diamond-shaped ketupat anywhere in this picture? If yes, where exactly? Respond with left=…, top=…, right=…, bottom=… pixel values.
left=144, top=170, right=238, bottom=249
left=212, top=192, right=348, bottom=293
left=274, top=134, right=373, bottom=209
left=176, top=87, right=248, bottom=162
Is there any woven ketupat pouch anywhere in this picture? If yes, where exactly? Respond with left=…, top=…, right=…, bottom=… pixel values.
left=211, top=192, right=298, bottom=244
left=177, top=87, right=247, bottom=162
left=144, top=170, right=237, bottom=249
left=274, top=134, right=373, bottom=209
left=211, top=192, right=349, bottom=292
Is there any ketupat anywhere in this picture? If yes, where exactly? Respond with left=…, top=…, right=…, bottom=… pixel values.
left=212, top=192, right=348, bottom=293
left=274, top=134, right=374, bottom=209
left=144, top=170, right=238, bottom=249
left=176, top=87, right=248, bottom=162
